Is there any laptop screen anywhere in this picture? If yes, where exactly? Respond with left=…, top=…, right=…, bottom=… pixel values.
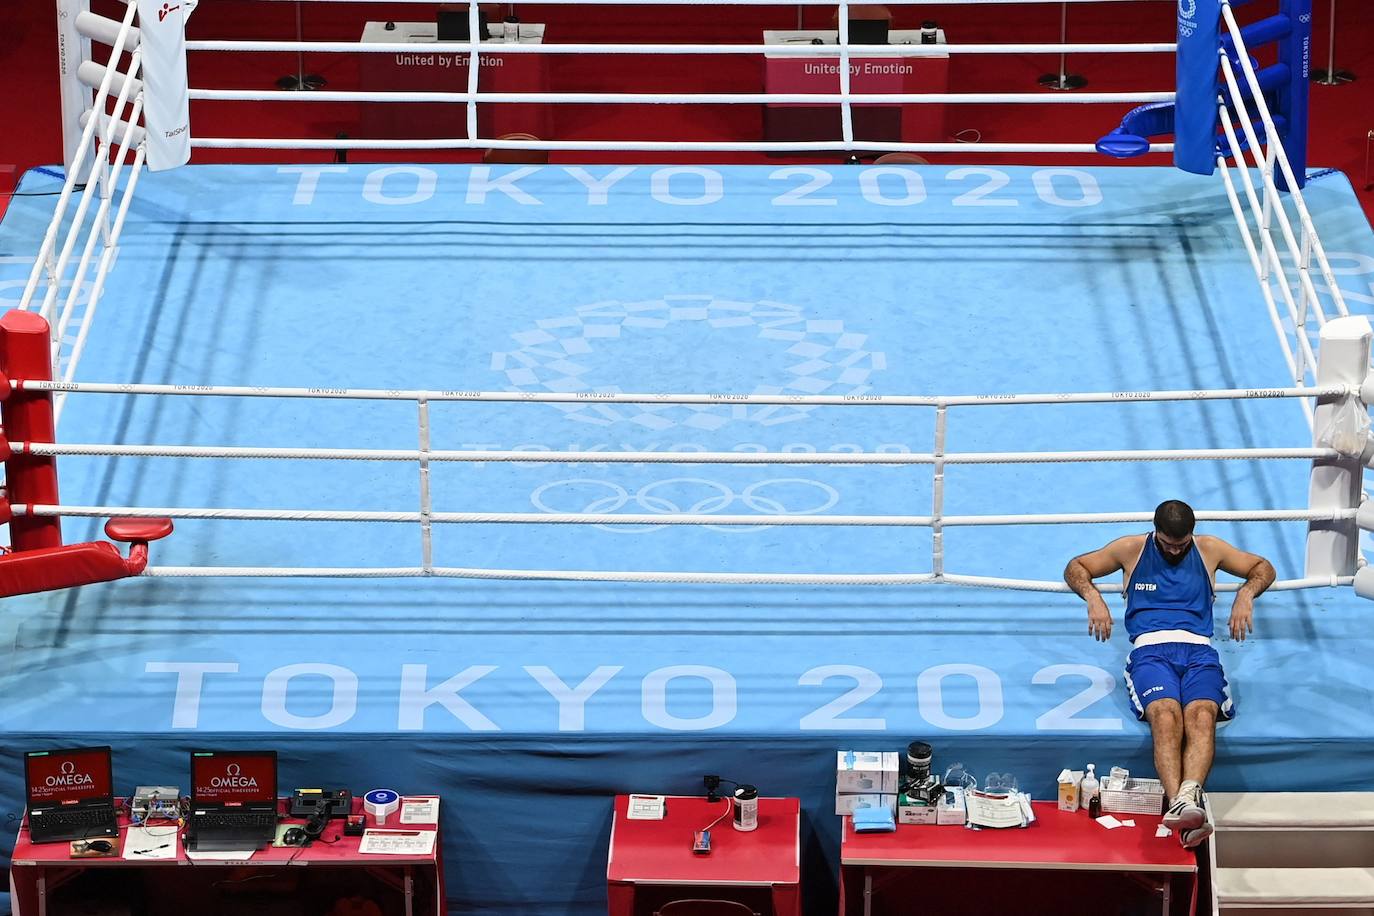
left=848, top=18, right=889, bottom=45
left=190, top=751, right=277, bottom=807
left=25, top=747, right=114, bottom=808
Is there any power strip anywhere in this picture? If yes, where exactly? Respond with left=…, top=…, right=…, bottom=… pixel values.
left=132, top=786, right=181, bottom=823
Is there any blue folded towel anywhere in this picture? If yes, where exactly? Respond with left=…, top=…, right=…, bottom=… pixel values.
left=852, top=806, right=896, bottom=833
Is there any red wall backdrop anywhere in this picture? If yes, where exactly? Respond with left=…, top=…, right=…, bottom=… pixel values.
left=1, top=1, right=1371, bottom=222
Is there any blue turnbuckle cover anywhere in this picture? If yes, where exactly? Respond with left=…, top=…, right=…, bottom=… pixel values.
left=1095, top=131, right=1152, bottom=159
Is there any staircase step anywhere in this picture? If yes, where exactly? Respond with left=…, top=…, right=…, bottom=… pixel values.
left=1214, top=830, right=1374, bottom=870
left=1210, top=793, right=1374, bottom=829
left=1216, top=867, right=1374, bottom=907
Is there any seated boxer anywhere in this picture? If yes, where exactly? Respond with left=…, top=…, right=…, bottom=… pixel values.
left=1063, top=499, right=1274, bottom=848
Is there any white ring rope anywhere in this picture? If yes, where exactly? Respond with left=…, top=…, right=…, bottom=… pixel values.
left=1220, top=2, right=1350, bottom=322
left=21, top=379, right=1343, bottom=586
left=245, top=0, right=1171, bottom=6
left=189, top=138, right=1174, bottom=153
left=131, top=566, right=1352, bottom=590
left=1220, top=59, right=1331, bottom=337
left=19, top=0, right=140, bottom=316
left=185, top=40, right=1178, bottom=56
left=53, top=95, right=145, bottom=368
left=189, top=89, right=1176, bottom=106
left=1215, top=156, right=1309, bottom=363
left=15, top=443, right=1341, bottom=463
left=1216, top=140, right=1319, bottom=394
left=14, top=505, right=1352, bottom=527
left=15, top=380, right=1348, bottom=587
left=17, top=379, right=1346, bottom=406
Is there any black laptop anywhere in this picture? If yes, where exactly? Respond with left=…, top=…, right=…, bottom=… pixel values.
left=24, top=746, right=119, bottom=844
left=848, top=18, right=889, bottom=45
left=185, top=750, right=279, bottom=851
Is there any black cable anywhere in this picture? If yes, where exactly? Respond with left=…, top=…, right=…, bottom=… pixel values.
left=3, top=185, right=86, bottom=198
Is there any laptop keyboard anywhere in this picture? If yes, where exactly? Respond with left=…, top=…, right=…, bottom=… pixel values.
left=194, top=812, right=278, bottom=830
left=39, top=807, right=116, bottom=828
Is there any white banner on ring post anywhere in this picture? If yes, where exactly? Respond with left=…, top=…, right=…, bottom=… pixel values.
left=134, top=0, right=198, bottom=171
left=56, top=0, right=93, bottom=182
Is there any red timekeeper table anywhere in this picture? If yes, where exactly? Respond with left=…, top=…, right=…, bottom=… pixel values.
left=359, top=21, right=553, bottom=141
left=607, top=794, right=801, bottom=916
left=9, top=795, right=444, bottom=916
left=841, top=802, right=1198, bottom=916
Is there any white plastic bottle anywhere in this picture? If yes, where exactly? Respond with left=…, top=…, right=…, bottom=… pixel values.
left=733, top=785, right=759, bottom=831
left=1080, top=764, right=1100, bottom=813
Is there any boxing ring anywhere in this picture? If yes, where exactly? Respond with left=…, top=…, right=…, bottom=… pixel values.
left=3, top=0, right=1374, bottom=913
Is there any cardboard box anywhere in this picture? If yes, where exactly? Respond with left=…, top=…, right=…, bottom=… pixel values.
left=836, top=793, right=897, bottom=816
left=897, top=793, right=938, bottom=825
left=1057, top=769, right=1084, bottom=812
left=836, top=751, right=898, bottom=794
left=936, top=787, right=966, bottom=825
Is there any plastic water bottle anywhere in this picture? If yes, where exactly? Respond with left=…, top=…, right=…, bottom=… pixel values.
left=1081, top=764, right=1100, bottom=814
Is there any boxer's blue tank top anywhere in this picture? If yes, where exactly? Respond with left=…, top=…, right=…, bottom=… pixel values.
left=1124, top=534, right=1214, bottom=640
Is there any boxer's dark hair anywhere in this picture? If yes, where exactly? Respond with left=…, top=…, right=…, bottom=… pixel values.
left=1154, top=500, right=1195, bottom=539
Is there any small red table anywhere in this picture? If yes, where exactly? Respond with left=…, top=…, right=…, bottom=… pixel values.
left=841, top=802, right=1197, bottom=916
left=9, top=796, right=445, bottom=916
left=607, top=794, right=801, bottom=916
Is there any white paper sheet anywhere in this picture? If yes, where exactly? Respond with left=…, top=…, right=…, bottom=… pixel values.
left=1155, top=824, right=1173, bottom=837
left=399, top=795, right=441, bottom=825
left=358, top=829, right=437, bottom=856
left=122, top=826, right=178, bottom=860
left=965, top=792, right=1031, bottom=829
left=1095, top=815, right=1123, bottom=829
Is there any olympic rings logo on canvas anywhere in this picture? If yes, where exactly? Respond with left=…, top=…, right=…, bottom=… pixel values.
left=530, top=477, right=840, bottom=532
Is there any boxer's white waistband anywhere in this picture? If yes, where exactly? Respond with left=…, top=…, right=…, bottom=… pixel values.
left=1132, top=629, right=1211, bottom=648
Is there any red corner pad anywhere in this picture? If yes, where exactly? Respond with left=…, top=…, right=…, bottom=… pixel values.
left=0, top=542, right=132, bottom=598
left=0, top=517, right=175, bottom=597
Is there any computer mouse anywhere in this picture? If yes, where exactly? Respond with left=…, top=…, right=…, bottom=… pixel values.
left=283, top=827, right=308, bottom=846
left=84, top=840, right=113, bottom=854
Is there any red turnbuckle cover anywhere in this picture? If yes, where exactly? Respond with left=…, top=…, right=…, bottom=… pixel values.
left=104, top=517, right=175, bottom=543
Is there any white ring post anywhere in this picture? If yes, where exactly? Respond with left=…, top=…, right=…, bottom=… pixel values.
left=1307, top=315, right=1372, bottom=578
left=56, top=0, right=94, bottom=182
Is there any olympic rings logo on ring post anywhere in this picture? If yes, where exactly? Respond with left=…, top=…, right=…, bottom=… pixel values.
left=530, top=477, right=841, bottom=533
left=1177, top=0, right=1197, bottom=37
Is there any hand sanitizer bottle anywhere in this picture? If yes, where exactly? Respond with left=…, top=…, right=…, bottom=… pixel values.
left=1080, top=764, right=1100, bottom=814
